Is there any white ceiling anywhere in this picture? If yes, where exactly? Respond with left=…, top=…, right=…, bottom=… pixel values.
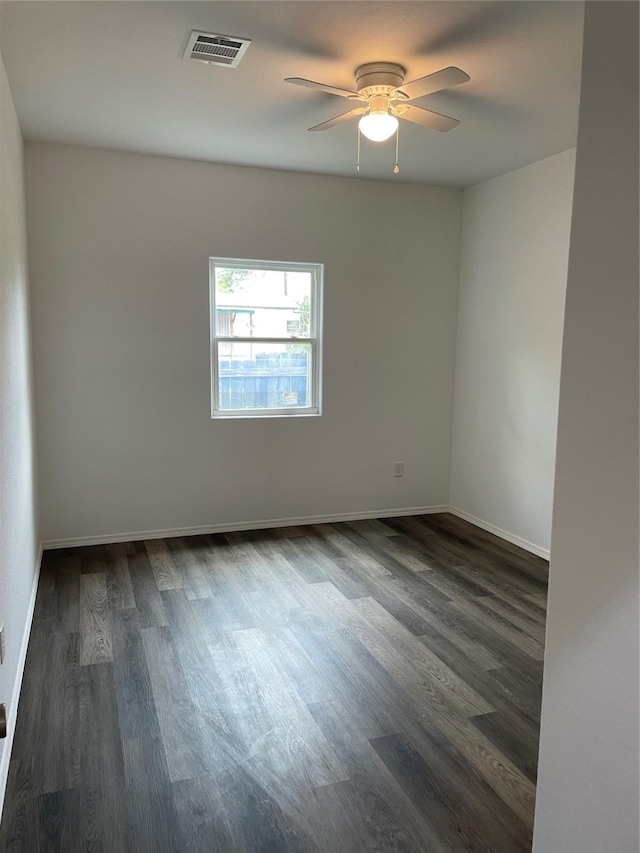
left=0, top=1, right=584, bottom=187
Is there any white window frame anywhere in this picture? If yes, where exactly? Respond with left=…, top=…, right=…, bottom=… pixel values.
left=210, top=257, right=323, bottom=418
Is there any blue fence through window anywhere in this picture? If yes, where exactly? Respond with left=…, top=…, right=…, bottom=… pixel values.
left=218, top=351, right=310, bottom=410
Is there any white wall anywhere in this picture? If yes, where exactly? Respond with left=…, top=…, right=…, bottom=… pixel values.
left=0, top=55, right=39, bottom=805
left=25, top=144, right=462, bottom=543
left=450, top=149, right=576, bottom=556
left=533, top=2, right=639, bottom=851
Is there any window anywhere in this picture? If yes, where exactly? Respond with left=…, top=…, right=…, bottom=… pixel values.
left=210, top=258, right=323, bottom=418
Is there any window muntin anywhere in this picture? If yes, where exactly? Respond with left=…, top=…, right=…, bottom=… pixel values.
left=210, top=258, right=322, bottom=417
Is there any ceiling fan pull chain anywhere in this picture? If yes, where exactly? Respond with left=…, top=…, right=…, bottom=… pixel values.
left=394, top=125, right=400, bottom=174
left=356, top=127, right=361, bottom=173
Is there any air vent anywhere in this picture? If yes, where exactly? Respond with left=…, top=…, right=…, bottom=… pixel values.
left=183, top=30, right=251, bottom=68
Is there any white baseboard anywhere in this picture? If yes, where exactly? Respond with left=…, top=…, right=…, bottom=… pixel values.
left=0, top=542, right=43, bottom=822
left=42, top=505, right=451, bottom=550
left=41, top=505, right=550, bottom=559
left=448, top=506, right=550, bottom=560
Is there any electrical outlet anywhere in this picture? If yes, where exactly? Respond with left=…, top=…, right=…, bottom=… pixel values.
left=394, top=461, right=404, bottom=478
left=0, top=624, right=4, bottom=665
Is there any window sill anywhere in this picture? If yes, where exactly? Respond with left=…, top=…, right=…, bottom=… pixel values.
left=212, top=409, right=321, bottom=420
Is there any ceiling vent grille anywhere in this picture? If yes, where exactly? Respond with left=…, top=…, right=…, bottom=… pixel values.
left=183, top=31, right=251, bottom=68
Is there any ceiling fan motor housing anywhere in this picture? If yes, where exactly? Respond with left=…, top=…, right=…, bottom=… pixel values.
left=355, top=62, right=407, bottom=99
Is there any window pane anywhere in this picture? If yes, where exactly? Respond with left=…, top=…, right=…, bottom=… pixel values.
left=217, top=342, right=312, bottom=411
left=215, top=266, right=312, bottom=338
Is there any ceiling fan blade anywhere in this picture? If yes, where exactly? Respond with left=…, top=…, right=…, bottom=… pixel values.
left=285, top=77, right=364, bottom=100
left=308, top=108, right=367, bottom=132
left=393, top=66, right=470, bottom=101
left=397, top=104, right=460, bottom=132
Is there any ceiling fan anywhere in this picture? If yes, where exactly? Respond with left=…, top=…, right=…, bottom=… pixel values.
left=285, top=62, right=470, bottom=143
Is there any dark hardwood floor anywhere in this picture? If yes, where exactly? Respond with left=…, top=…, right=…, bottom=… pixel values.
left=0, top=513, right=548, bottom=852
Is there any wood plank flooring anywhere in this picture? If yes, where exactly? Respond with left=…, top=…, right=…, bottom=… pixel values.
left=0, top=513, right=548, bottom=852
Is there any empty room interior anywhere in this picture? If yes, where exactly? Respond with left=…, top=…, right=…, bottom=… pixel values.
left=0, top=1, right=638, bottom=851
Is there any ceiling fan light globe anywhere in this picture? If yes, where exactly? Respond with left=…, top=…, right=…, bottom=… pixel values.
left=358, top=111, right=398, bottom=142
